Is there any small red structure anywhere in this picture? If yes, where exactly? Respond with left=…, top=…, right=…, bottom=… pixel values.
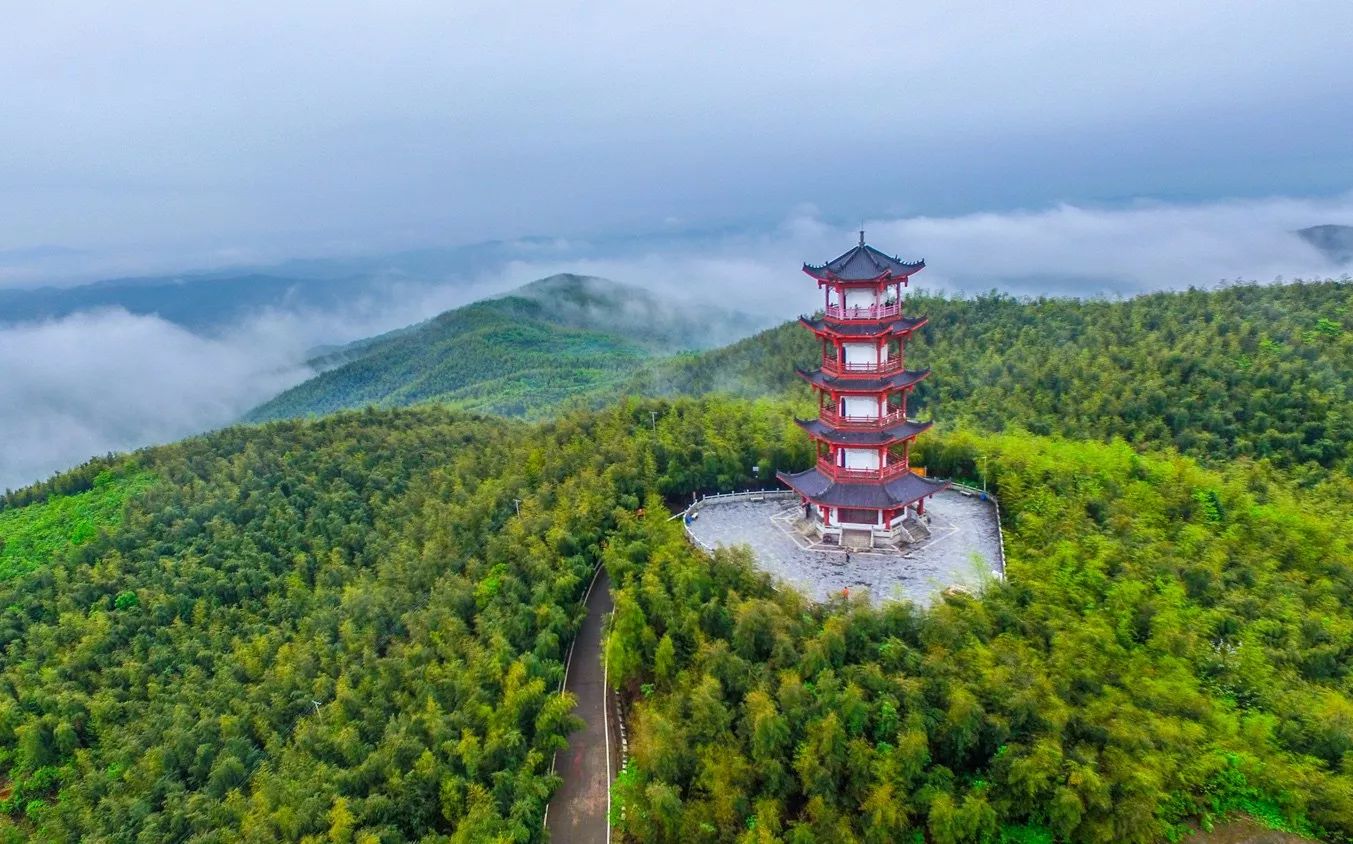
left=777, top=232, right=950, bottom=548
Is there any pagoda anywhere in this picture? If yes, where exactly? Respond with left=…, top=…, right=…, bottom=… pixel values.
left=777, top=233, right=949, bottom=548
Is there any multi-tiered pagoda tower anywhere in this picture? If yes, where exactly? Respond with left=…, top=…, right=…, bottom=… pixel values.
left=777, top=234, right=949, bottom=548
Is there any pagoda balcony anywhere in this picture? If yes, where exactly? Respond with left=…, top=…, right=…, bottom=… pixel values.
left=820, top=356, right=904, bottom=378
left=817, top=407, right=909, bottom=429
left=824, top=301, right=902, bottom=322
left=815, top=457, right=912, bottom=482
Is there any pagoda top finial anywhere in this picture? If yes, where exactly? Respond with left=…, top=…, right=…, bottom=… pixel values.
left=859, top=228, right=865, bottom=246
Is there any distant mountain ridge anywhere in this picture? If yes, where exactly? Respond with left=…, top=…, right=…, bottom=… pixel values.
left=0, top=272, right=383, bottom=333
left=490, top=273, right=759, bottom=350
left=630, top=279, right=1353, bottom=469
left=249, top=275, right=1353, bottom=473
left=0, top=237, right=592, bottom=333
left=0, top=233, right=713, bottom=333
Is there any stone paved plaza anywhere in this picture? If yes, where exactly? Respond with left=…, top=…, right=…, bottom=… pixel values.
left=686, top=489, right=1004, bottom=605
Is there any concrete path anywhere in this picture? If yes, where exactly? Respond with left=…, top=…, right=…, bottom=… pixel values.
left=545, top=567, right=616, bottom=844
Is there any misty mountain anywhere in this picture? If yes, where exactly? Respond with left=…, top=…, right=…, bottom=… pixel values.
left=246, top=274, right=763, bottom=422
left=1298, top=224, right=1353, bottom=264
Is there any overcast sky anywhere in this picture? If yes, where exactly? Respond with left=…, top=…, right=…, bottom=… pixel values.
left=3, top=0, right=1352, bottom=274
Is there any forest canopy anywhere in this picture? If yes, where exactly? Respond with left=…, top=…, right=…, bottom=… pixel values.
left=608, top=424, right=1353, bottom=842
left=634, top=280, right=1353, bottom=476
left=0, top=396, right=1350, bottom=841
left=1, top=278, right=1351, bottom=842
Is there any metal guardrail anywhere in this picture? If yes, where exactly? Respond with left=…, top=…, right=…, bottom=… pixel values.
left=947, top=482, right=1008, bottom=578
left=673, top=489, right=797, bottom=552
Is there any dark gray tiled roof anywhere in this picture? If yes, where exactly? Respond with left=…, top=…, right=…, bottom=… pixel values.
left=776, top=467, right=949, bottom=509
left=804, top=243, right=924, bottom=281
left=796, top=417, right=932, bottom=445
left=800, top=315, right=928, bottom=336
left=796, top=367, right=930, bottom=393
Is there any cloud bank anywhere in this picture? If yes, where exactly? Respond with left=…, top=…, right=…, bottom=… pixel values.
left=0, top=279, right=508, bottom=491
left=479, top=195, right=1353, bottom=315
left=1, top=195, right=1349, bottom=492
left=0, top=310, right=308, bottom=491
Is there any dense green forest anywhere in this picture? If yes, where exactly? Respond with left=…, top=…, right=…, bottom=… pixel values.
left=4, top=277, right=1352, bottom=841
left=0, top=466, right=153, bottom=582
left=634, top=280, right=1353, bottom=475
left=607, top=425, right=1353, bottom=842
left=247, top=274, right=762, bottom=422
left=1, top=395, right=1351, bottom=841
left=0, top=398, right=805, bottom=841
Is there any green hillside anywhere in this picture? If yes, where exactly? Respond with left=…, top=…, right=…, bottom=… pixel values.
left=251, top=277, right=1353, bottom=474
left=5, top=278, right=1353, bottom=841
left=1, top=399, right=1351, bottom=841
left=246, top=274, right=762, bottom=422
left=609, top=423, right=1353, bottom=843
left=635, top=280, right=1353, bottom=473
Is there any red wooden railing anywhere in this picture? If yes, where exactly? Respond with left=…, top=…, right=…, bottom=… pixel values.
left=815, top=458, right=911, bottom=482
left=824, top=301, right=902, bottom=321
left=820, top=356, right=904, bottom=378
left=817, top=408, right=909, bottom=429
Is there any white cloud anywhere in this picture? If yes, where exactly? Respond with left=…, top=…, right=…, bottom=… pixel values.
left=0, top=310, right=310, bottom=490
left=482, top=195, right=1353, bottom=313
left=0, top=274, right=524, bottom=490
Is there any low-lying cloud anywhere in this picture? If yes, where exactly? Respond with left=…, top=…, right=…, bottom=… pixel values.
left=484, top=194, right=1353, bottom=315
left=2, top=194, right=1349, bottom=492
left=0, top=309, right=309, bottom=491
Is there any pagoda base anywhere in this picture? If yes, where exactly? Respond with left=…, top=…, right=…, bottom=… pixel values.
left=776, top=466, right=950, bottom=550
left=796, top=507, right=932, bottom=550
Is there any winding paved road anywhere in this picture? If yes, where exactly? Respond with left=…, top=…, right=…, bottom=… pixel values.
left=545, top=568, right=616, bottom=844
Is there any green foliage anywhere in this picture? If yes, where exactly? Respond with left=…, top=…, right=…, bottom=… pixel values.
left=0, top=465, right=153, bottom=581
left=249, top=303, right=650, bottom=421
left=632, top=280, right=1353, bottom=474
left=998, top=824, right=1054, bottom=844
left=605, top=417, right=1353, bottom=843
left=0, top=397, right=796, bottom=841
left=4, top=351, right=1353, bottom=842
left=250, top=277, right=1353, bottom=478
